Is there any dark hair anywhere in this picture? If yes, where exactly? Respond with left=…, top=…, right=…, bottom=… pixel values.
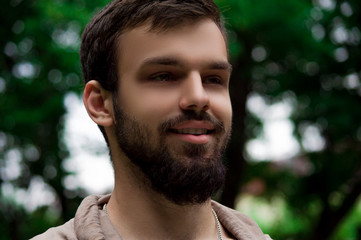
left=80, top=0, right=227, bottom=143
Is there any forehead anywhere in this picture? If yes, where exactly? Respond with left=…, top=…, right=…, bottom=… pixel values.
left=117, top=19, right=229, bottom=75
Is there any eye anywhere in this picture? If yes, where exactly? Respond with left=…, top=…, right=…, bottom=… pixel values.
left=203, top=75, right=224, bottom=85
left=149, top=72, right=175, bottom=82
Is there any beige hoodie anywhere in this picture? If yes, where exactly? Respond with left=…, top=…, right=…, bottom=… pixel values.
left=32, top=195, right=272, bottom=240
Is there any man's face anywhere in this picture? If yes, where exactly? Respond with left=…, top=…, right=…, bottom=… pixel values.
left=112, top=19, right=232, bottom=204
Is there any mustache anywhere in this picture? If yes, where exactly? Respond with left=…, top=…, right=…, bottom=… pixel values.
left=159, top=110, right=225, bottom=133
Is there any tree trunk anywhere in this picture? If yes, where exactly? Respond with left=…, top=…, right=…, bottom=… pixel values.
left=309, top=166, right=361, bottom=240
left=220, top=31, right=253, bottom=208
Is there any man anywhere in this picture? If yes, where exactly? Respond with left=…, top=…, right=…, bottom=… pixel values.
left=33, top=0, right=271, bottom=239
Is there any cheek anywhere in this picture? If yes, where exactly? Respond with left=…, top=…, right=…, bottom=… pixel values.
left=120, top=88, right=179, bottom=123
left=210, top=93, right=232, bottom=124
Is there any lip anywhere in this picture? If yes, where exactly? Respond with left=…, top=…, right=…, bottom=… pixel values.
left=168, top=132, right=211, bottom=144
left=168, top=120, right=214, bottom=144
left=172, top=120, right=215, bottom=130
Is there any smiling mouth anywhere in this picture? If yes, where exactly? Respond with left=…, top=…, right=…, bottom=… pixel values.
left=169, top=128, right=214, bottom=135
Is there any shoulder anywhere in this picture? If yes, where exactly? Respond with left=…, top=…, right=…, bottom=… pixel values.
left=31, top=194, right=111, bottom=240
left=30, top=219, right=77, bottom=240
left=211, top=201, right=272, bottom=240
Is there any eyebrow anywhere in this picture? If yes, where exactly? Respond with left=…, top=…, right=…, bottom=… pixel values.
left=141, top=57, right=182, bottom=67
left=140, top=56, right=232, bottom=72
left=208, top=61, right=233, bottom=72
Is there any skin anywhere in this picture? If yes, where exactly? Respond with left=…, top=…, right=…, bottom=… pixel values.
left=83, top=19, right=233, bottom=240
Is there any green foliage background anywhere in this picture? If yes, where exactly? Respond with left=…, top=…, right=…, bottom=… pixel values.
left=0, top=0, right=360, bottom=239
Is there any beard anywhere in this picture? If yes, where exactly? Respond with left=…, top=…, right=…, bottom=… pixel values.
left=112, top=99, right=231, bottom=205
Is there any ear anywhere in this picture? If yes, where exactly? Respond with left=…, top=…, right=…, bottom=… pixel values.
left=83, top=80, right=114, bottom=127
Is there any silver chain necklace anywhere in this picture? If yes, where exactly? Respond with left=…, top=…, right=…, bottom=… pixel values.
left=212, top=208, right=223, bottom=240
left=103, top=203, right=223, bottom=240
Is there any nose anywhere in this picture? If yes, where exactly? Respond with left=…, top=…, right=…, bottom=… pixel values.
left=179, top=72, right=210, bottom=112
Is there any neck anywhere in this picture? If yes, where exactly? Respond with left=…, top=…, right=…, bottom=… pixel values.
left=106, top=153, right=219, bottom=240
